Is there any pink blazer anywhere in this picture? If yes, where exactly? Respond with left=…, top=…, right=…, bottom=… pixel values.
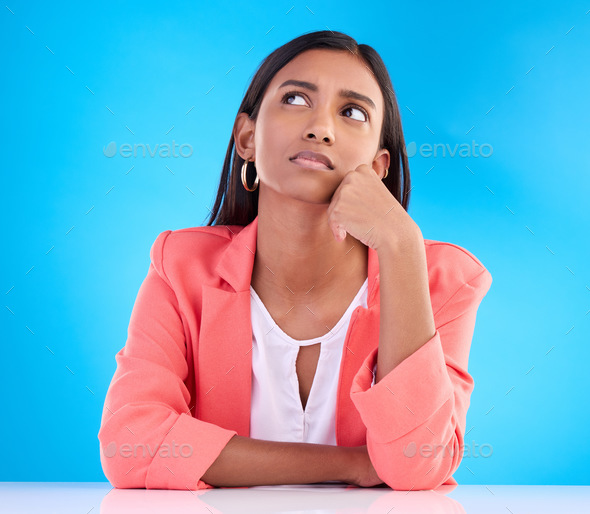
left=98, top=215, right=492, bottom=490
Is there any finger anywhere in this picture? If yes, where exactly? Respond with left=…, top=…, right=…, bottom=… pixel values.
left=355, top=163, right=373, bottom=173
left=332, top=226, right=343, bottom=242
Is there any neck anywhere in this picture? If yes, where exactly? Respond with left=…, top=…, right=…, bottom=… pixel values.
left=251, top=186, right=368, bottom=304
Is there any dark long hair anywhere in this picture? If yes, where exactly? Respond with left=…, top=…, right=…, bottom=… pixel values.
left=204, top=30, right=411, bottom=227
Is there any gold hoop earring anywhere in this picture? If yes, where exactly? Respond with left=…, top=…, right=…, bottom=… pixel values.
left=241, top=158, right=259, bottom=192
left=383, top=168, right=389, bottom=180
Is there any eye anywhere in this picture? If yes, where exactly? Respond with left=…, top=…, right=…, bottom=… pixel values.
left=281, top=91, right=368, bottom=122
left=342, top=105, right=368, bottom=122
left=281, top=91, right=307, bottom=106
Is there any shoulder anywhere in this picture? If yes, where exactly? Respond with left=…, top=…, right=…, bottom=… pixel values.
left=423, top=238, right=491, bottom=284
left=423, top=238, right=493, bottom=310
left=148, top=224, right=246, bottom=283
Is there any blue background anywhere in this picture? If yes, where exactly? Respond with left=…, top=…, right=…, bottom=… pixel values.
left=1, top=0, right=589, bottom=485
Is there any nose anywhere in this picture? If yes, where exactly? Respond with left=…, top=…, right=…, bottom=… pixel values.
left=303, top=105, right=335, bottom=144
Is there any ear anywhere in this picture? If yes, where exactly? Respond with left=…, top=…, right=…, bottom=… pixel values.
left=372, top=148, right=391, bottom=179
left=233, top=112, right=256, bottom=161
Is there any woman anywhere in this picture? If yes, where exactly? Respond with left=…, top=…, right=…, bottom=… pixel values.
left=98, top=30, right=493, bottom=491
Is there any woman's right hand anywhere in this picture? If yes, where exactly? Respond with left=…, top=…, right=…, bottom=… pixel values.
left=345, top=445, right=385, bottom=488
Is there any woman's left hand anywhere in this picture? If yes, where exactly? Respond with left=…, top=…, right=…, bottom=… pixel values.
left=326, top=163, right=420, bottom=251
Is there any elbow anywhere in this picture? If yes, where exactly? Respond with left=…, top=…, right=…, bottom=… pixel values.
left=98, top=428, right=149, bottom=489
left=98, top=444, right=142, bottom=488
left=370, top=436, right=463, bottom=491
left=380, top=464, right=455, bottom=491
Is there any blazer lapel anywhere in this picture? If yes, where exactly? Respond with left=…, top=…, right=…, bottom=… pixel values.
left=197, top=215, right=381, bottom=445
left=335, top=245, right=380, bottom=446
left=197, top=217, right=259, bottom=436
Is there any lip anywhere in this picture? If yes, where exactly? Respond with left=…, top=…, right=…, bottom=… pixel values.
left=289, top=150, right=334, bottom=170
left=290, top=157, right=333, bottom=171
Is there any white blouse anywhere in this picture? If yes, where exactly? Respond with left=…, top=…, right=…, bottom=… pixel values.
left=249, top=277, right=371, bottom=445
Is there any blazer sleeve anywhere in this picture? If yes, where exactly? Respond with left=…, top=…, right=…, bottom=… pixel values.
left=97, top=230, right=238, bottom=490
left=350, top=256, right=493, bottom=491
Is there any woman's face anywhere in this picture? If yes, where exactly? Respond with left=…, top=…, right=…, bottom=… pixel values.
left=241, top=48, right=389, bottom=204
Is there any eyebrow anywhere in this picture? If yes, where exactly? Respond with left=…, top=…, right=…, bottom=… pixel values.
left=278, top=79, right=376, bottom=111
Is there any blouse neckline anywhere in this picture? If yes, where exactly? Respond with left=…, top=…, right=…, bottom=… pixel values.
left=249, top=277, right=369, bottom=347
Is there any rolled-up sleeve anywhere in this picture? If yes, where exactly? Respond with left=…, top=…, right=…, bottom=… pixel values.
left=97, top=231, right=237, bottom=490
left=350, top=265, right=493, bottom=490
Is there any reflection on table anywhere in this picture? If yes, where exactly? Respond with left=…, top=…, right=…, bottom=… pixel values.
left=0, top=482, right=588, bottom=513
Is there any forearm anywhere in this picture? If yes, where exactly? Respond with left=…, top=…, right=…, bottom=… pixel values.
left=375, top=231, right=436, bottom=383
left=201, top=434, right=355, bottom=487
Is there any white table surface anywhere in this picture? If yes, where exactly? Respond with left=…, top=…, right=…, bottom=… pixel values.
left=0, top=482, right=588, bottom=513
